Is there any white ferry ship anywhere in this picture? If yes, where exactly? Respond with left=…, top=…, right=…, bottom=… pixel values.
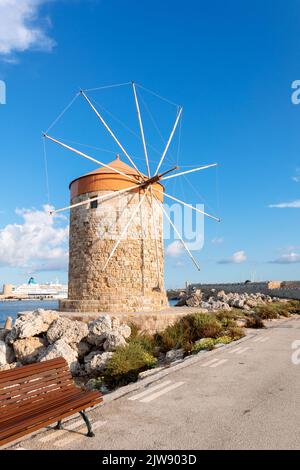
left=12, top=277, right=68, bottom=299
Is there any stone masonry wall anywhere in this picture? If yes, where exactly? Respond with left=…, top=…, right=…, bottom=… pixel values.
left=61, top=189, right=168, bottom=313
left=190, top=282, right=300, bottom=300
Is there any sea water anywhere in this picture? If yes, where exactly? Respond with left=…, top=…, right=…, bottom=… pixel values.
left=0, top=300, right=59, bottom=327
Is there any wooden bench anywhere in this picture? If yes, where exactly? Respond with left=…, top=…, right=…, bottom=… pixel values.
left=0, top=357, right=103, bottom=447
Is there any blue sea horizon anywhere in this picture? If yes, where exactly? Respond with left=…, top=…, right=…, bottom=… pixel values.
left=0, top=300, right=59, bottom=327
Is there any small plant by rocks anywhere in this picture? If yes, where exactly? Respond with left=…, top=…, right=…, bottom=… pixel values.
left=253, top=303, right=285, bottom=319
left=215, top=309, right=245, bottom=328
left=286, top=300, right=300, bottom=314
left=192, top=338, right=215, bottom=353
left=226, top=326, right=245, bottom=340
left=215, top=335, right=232, bottom=345
left=127, top=324, right=158, bottom=356
left=245, top=313, right=265, bottom=329
left=103, top=342, right=157, bottom=389
left=156, top=313, right=223, bottom=353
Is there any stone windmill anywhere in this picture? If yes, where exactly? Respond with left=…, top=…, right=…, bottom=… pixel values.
left=43, top=82, right=220, bottom=313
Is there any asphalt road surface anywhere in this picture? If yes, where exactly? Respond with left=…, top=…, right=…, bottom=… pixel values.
left=12, top=316, right=300, bottom=450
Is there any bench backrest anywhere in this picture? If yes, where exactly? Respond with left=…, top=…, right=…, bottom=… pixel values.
left=0, top=358, right=73, bottom=414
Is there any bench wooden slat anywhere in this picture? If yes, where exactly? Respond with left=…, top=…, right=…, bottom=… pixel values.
left=0, top=390, right=101, bottom=438
left=0, top=358, right=67, bottom=383
left=0, top=387, right=97, bottom=427
left=0, top=389, right=80, bottom=425
left=0, top=358, right=103, bottom=447
left=0, top=364, right=71, bottom=387
left=0, top=396, right=101, bottom=447
left=0, top=370, right=72, bottom=394
left=0, top=381, right=74, bottom=414
left=0, top=374, right=73, bottom=402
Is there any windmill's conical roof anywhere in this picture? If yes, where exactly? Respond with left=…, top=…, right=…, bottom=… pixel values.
left=69, top=154, right=164, bottom=202
left=82, top=154, right=146, bottom=179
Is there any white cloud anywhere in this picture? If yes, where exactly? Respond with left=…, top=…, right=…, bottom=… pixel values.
left=270, top=252, right=300, bottom=264
left=0, top=0, right=55, bottom=59
left=211, top=237, right=223, bottom=245
left=219, top=250, right=247, bottom=264
left=0, top=205, right=69, bottom=271
left=269, top=200, right=300, bottom=208
left=292, top=168, right=300, bottom=183
left=166, top=240, right=184, bottom=258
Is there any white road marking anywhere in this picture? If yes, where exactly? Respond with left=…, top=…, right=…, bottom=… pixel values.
left=253, top=336, right=264, bottom=343
left=236, top=347, right=250, bottom=355
left=140, top=382, right=185, bottom=403
left=209, top=359, right=228, bottom=368
left=55, top=421, right=107, bottom=448
left=128, top=380, right=172, bottom=401
left=201, top=358, right=220, bottom=367
left=39, top=419, right=84, bottom=443
left=259, top=337, right=270, bottom=343
left=13, top=446, right=27, bottom=450
left=229, top=347, right=243, bottom=354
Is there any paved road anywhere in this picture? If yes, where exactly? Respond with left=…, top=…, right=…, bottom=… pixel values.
left=15, top=316, right=300, bottom=450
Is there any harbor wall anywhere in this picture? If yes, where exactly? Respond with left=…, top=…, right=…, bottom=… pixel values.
left=189, top=281, right=300, bottom=300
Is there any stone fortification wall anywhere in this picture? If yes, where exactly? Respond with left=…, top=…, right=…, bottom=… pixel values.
left=190, top=281, right=300, bottom=300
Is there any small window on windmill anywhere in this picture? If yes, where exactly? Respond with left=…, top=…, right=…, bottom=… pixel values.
left=90, top=200, right=98, bottom=209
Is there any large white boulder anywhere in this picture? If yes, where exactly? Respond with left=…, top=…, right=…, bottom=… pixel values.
left=47, top=317, right=88, bottom=344
left=103, top=332, right=127, bottom=352
left=13, top=337, right=48, bottom=364
left=117, top=324, right=131, bottom=339
left=39, top=339, right=78, bottom=374
left=84, top=351, right=113, bottom=375
left=7, top=309, right=59, bottom=341
left=0, top=340, right=15, bottom=366
left=87, top=315, right=112, bottom=346
left=165, top=348, right=184, bottom=362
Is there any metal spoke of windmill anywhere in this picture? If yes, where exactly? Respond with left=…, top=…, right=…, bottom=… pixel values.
left=80, top=89, right=145, bottom=180
left=44, top=133, right=140, bottom=185
left=161, top=163, right=218, bottom=181
left=50, top=183, right=145, bottom=215
left=152, top=195, right=201, bottom=271
left=132, top=81, right=151, bottom=178
left=154, top=106, right=183, bottom=175
left=153, top=187, right=221, bottom=222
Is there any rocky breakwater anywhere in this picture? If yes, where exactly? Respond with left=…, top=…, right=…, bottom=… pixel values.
left=176, top=289, right=282, bottom=311
left=0, top=309, right=131, bottom=380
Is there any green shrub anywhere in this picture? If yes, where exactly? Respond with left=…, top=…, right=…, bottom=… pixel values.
left=192, top=338, right=215, bottom=353
left=129, top=335, right=157, bottom=356
left=215, top=335, right=232, bottom=344
left=157, top=313, right=223, bottom=353
left=127, top=323, right=158, bottom=356
left=189, top=313, right=223, bottom=339
left=87, top=377, right=103, bottom=391
left=245, top=313, right=265, bottom=329
left=103, top=343, right=157, bottom=389
left=215, top=309, right=242, bottom=328
left=156, top=321, right=189, bottom=352
left=270, top=302, right=291, bottom=317
left=285, top=300, right=300, bottom=315
left=227, top=326, right=245, bottom=340
left=254, top=304, right=283, bottom=319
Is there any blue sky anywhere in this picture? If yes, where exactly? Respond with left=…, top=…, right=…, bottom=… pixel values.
left=0, top=0, right=299, bottom=289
